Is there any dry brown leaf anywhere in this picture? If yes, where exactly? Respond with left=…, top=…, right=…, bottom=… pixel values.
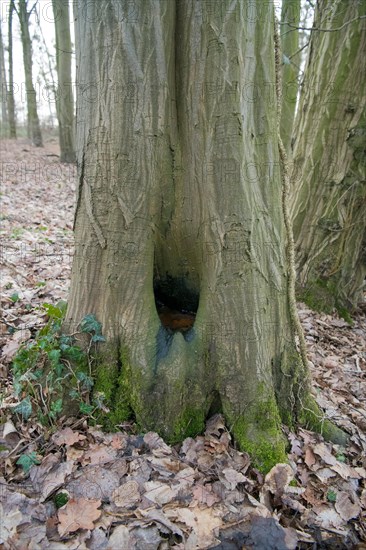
left=313, top=443, right=337, bottom=466
left=112, top=480, right=141, bottom=508
left=304, top=447, right=316, bottom=468
left=192, top=483, right=221, bottom=506
left=166, top=506, right=222, bottom=549
left=144, top=481, right=177, bottom=505
left=221, top=467, right=248, bottom=490
left=82, top=443, right=116, bottom=465
left=52, top=428, right=86, bottom=446
left=263, top=463, right=294, bottom=495
left=57, top=498, right=101, bottom=536
left=335, top=491, right=361, bottom=521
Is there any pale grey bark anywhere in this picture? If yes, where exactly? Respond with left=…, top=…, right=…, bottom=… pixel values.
left=291, top=0, right=366, bottom=313
left=66, top=0, right=347, bottom=469
left=7, top=0, right=17, bottom=138
left=18, top=0, right=43, bottom=146
left=0, top=23, right=8, bottom=131
left=52, top=0, right=75, bottom=162
left=280, top=0, right=300, bottom=152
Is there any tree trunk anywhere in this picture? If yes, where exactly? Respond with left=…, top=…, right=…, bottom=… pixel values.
left=66, top=0, right=346, bottom=471
left=7, top=0, right=17, bottom=139
left=52, top=0, right=75, bottom=163
left=0, top=22, right=8, bottom=133
left=291, top=0, right=366, bottom=314
left=18, top=0, right=43, bottom=146
left=280, top=0, right=300, bottom=152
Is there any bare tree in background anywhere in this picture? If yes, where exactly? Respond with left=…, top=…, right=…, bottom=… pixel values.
left=7, top=0, right=17, bottom=138
left=0, top=22, right=9, bottom=134
left=52, top=0, right=75, bottom=162
left=18, top=0, right=43, bottom=146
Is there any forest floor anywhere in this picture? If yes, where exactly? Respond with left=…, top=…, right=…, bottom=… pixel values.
left=0, top=137, right=365, bottom=549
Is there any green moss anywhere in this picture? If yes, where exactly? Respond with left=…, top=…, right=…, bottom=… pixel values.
left=297, top=279, right=336, bottom=314
left=226, top=393, right=288, bottom=474
left=298, top=395, right=349, bottom=446
left=93, top=345, right=133, bottom=430
left=169, top=406, right=206, bottom=444
left=297, top=279, right=353, bottom=324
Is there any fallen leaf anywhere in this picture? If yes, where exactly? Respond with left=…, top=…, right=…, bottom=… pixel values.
left=57, top=498, right=101, bottom=536
left=335, top=491, right=361, bottom=521
left=112, top=480, right=141, bottom=508
left=52, top=428, right=86, bottom=446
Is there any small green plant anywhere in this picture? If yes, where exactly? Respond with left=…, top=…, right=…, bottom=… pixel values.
left=327, top=489, right=337, bottom=502
left=54, top=492, right=69, bottom=508
left=10, top=292, right=20, bottom=303
left=17, top=452, right=41, bottom=474
left=11, top=301, right=106, bottom=426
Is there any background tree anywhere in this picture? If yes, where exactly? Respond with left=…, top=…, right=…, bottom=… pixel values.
left=18, top=0, right=43, bottom=146
left=290, top=0, right=366, bottom=315
left=65, top=0, right=346, bottom=471
left=280, top=0, right=300, bottom=152
left=52, top=0, right=75, bottom=162
left=7, top=0, right=17, bottom=138
left=0, top=22, right=9, bottom=135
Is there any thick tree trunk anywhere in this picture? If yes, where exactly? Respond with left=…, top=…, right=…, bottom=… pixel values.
left=280, top=0, right=300, bottom=152
left=66, top=0, right=346, bottom=471
left=52, top=0, right=75, bottom=163
left=18, top=0, right=43, bottom=147
left=7, top=0, right=17, bottom=139
left=291, top=0, right=366, bottom=314
left=0, top=23, right=8, bottom=132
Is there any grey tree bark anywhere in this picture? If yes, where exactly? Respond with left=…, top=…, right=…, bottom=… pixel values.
left=18, top=0, right=43, bottom=146
left=52, top=0, right=75, bottom=162
left=65, top=0, right=347, bottom=471
left=7, top=0, right=17, bottom=139
left=291, top=0, right=366, bottom=315
left=0, top=22, right=8, bottom=132
left=280, top=0, right=300, bottom=152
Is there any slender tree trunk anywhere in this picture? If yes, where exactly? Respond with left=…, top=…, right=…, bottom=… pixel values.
left=291, top=0, right=366, bottom=314
left=7, top=0, right=17, bottom=138
left=280, top=0, right=300, bottom=152
left=0, top=23, right=8, bottom=133
left=52, top=0, right=75, bottom=162
left=66, top=0, right=346, bottom=471
left=18, top=0, right=43, bottom=146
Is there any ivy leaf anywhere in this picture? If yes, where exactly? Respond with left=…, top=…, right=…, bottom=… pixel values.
left=80, top=314, right=103, bottom=336
left=43, top=301, right=67, bottom=320
left=13, top=397, right=32, bottom=419
left=48, top=349, right=61, bottom=366
left=17, top=451, right=40, bottom=474
left=91, top=333, right=106, bottom=343
left=79, top=402, right=94, bottom=415
left=50, top=399, right=63, bottom=417
left=77, top=371, right=94, bottom=390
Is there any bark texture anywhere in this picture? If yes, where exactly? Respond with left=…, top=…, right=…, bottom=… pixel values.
left=280, top=0, right=300, bottom=152
left=291, top=0, right=366, bottom=314
left=7, top=0, right=17, bottom=138
left=18, top=0, right=43, bottom=146
left=52, top=0, right=75, bottom=163
left=0, top=22, right=8, bottom=131
left=66, top=0, right=346, bottom=471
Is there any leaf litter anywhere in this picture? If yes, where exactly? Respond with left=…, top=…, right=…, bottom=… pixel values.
left=0, top=137, right=365, bottom=548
